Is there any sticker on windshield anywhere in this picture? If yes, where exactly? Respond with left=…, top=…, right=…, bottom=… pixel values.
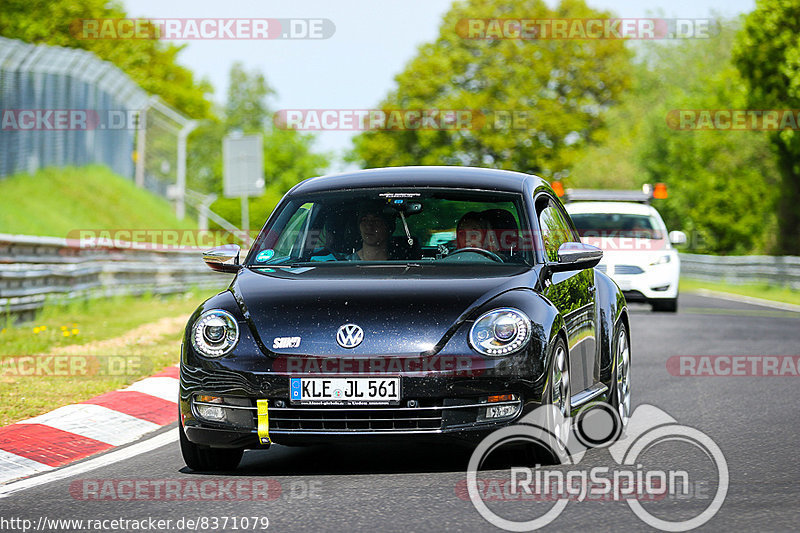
left=256, top=249, right=275, bottom=262
left=379, top=192, right=420, bottom=198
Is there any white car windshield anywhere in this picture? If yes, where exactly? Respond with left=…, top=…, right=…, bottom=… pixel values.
left=570, top=213, right=664, bottom=240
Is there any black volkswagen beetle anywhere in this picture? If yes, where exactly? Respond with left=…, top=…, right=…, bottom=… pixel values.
left=179, top=166, right=630, bottom=470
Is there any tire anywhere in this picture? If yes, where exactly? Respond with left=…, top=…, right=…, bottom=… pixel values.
left=610, top=321, right=631, bottom=430
left=537, top=336, right=572, bottom=464
left=179, top=422, right=243, bottom=472
left=651, top=298, right=678, bottom=312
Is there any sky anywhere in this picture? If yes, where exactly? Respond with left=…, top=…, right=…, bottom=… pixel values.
left=125, top=0, right=757, bottom=171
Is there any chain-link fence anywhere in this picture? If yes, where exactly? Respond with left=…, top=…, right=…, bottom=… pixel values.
left=0, top=36, right=194, bottom=215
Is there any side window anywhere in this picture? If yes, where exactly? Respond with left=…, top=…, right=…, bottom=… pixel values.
left=538, top=198, right=574, bottom=262
left=273, top=203, right=313, bottom=257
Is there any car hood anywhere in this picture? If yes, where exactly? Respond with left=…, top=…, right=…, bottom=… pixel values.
left=232, top=265, right=536, bottom=357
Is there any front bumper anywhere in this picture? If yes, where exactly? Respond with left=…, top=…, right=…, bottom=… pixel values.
left=180, top=365, right=543, bottom=448
left=598, top=259, right=679, bottom=301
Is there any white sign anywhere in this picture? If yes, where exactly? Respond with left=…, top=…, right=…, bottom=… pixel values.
left=223, top=134, right=264, bottom=198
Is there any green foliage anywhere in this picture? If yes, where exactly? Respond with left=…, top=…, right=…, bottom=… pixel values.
left=348, top=0, right=632, bottom=177
left=0, top=165, right=196, bottom=237
left=0, top=0, right=212, bottom=118
left=187, top=112, right=227, bottom=194
left=570, top=20, right=779, bottom=254
left=0, top=289, right=208, bottom=426
left=733, top=0, right=800, bottom=254
left=225, top=62, right=274, bottom=133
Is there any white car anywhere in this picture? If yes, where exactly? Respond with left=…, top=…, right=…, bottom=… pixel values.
left=564, top=196, right=686, bottom=312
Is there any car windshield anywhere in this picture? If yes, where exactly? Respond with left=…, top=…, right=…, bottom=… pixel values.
left=570, top=212, right=664, bottom=240
left=248, top=188, right=534, bottom=266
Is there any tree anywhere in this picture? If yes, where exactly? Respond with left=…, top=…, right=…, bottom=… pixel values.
left=348, top=0, right=632, bottom=178
left=733, top=0, right=800, bottom=254
left=225, top=62, right=273, bottom=133
left=569, top=19, right=779, bottom=254
left=0, top=0, right=211, bottom=118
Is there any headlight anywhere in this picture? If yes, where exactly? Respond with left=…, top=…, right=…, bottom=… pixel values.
left=191, top=309, right=239, bottom=357
left=469, top=308, right=532, bottom=356
left=650, top=254, right=672, bottom=266
left=650, top=254, right=672, bottom=265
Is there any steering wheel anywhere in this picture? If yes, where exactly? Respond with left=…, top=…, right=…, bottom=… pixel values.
left=447, top=247, right=504, bottom=263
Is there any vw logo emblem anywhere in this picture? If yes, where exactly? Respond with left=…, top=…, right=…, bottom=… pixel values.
left=336, top=324, right=364, bottom=348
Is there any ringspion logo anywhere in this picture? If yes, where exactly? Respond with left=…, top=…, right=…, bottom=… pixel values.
left=465, top=404, right=728, bottom=531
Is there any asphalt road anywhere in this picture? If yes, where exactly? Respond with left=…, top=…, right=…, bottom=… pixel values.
left=3, top=293, right=799, bottom=532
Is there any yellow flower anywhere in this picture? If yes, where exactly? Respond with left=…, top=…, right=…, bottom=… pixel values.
left=1, top=329, right=5, bottom=334
left=40, top=325, right=47, bottom=331
left=61, top=326, right=67, bottom=331
left=33, top=327, right=40, bottom=334
left=63, top=331, right=70, bottom=337
left=72, top=323, right=78, bottom=327
left=71, top=328, right=79, bottom=335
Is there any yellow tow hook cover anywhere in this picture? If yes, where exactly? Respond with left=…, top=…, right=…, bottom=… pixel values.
left=257, top=399, right=270, bottom=445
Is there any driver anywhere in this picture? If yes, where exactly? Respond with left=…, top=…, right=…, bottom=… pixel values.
left=348, top=203, right=396, bottom=261
left=456, top=211, right=489, bottom=249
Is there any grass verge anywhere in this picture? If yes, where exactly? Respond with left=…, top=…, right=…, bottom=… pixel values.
left=0, top=165, right=195, bottom=237
left=680, top=277, right=800, bottom=306
left=0, top=290, right=210, bottom=425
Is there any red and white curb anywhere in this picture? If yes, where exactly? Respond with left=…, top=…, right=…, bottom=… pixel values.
left=0, top=366, right=179, bottom=485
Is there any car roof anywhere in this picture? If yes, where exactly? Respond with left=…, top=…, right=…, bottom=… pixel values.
left=565, top=201, right=660, bottom=217
left=289, top=166, right=547, bottom=195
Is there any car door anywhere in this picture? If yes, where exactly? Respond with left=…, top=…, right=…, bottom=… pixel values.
left=536, top=196, right=598, bottom=393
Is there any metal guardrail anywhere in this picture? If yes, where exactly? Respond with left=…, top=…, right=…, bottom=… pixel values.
left=3, top=236, right=797, bottom=322
left=0, top=233, right=232, bottom=322
left=680, top=253, right=800, bottom=290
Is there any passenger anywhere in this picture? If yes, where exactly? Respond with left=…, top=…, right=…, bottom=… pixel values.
left=481, top=209, right=519, bottom=253
left=349, top=203, right=396, bottom=261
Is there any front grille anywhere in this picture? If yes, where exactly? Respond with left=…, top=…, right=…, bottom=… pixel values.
left=244, top=399, right=522, bottom=434
left=614, top=265, right=644, bottom=275
left=266, top=405, right=444, bottom=432
left=181, top=366, right=259, bottom=395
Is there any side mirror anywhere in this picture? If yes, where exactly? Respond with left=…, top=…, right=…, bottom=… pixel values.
left=203, top=244, right=242, bottom=273
left=668, top=230, right=687, bottom=246
left=549, top=242, right=603, bottom=273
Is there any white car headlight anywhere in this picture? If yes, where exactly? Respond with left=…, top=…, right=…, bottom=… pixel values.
left=650, top=254, right=672, bottom=265
left=191, top=310, right=239, bottom=357
left=469, top=308, right=532, bottom=356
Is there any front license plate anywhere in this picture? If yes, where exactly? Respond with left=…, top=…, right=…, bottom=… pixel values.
left=289, top=377, right=401, bottom=405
